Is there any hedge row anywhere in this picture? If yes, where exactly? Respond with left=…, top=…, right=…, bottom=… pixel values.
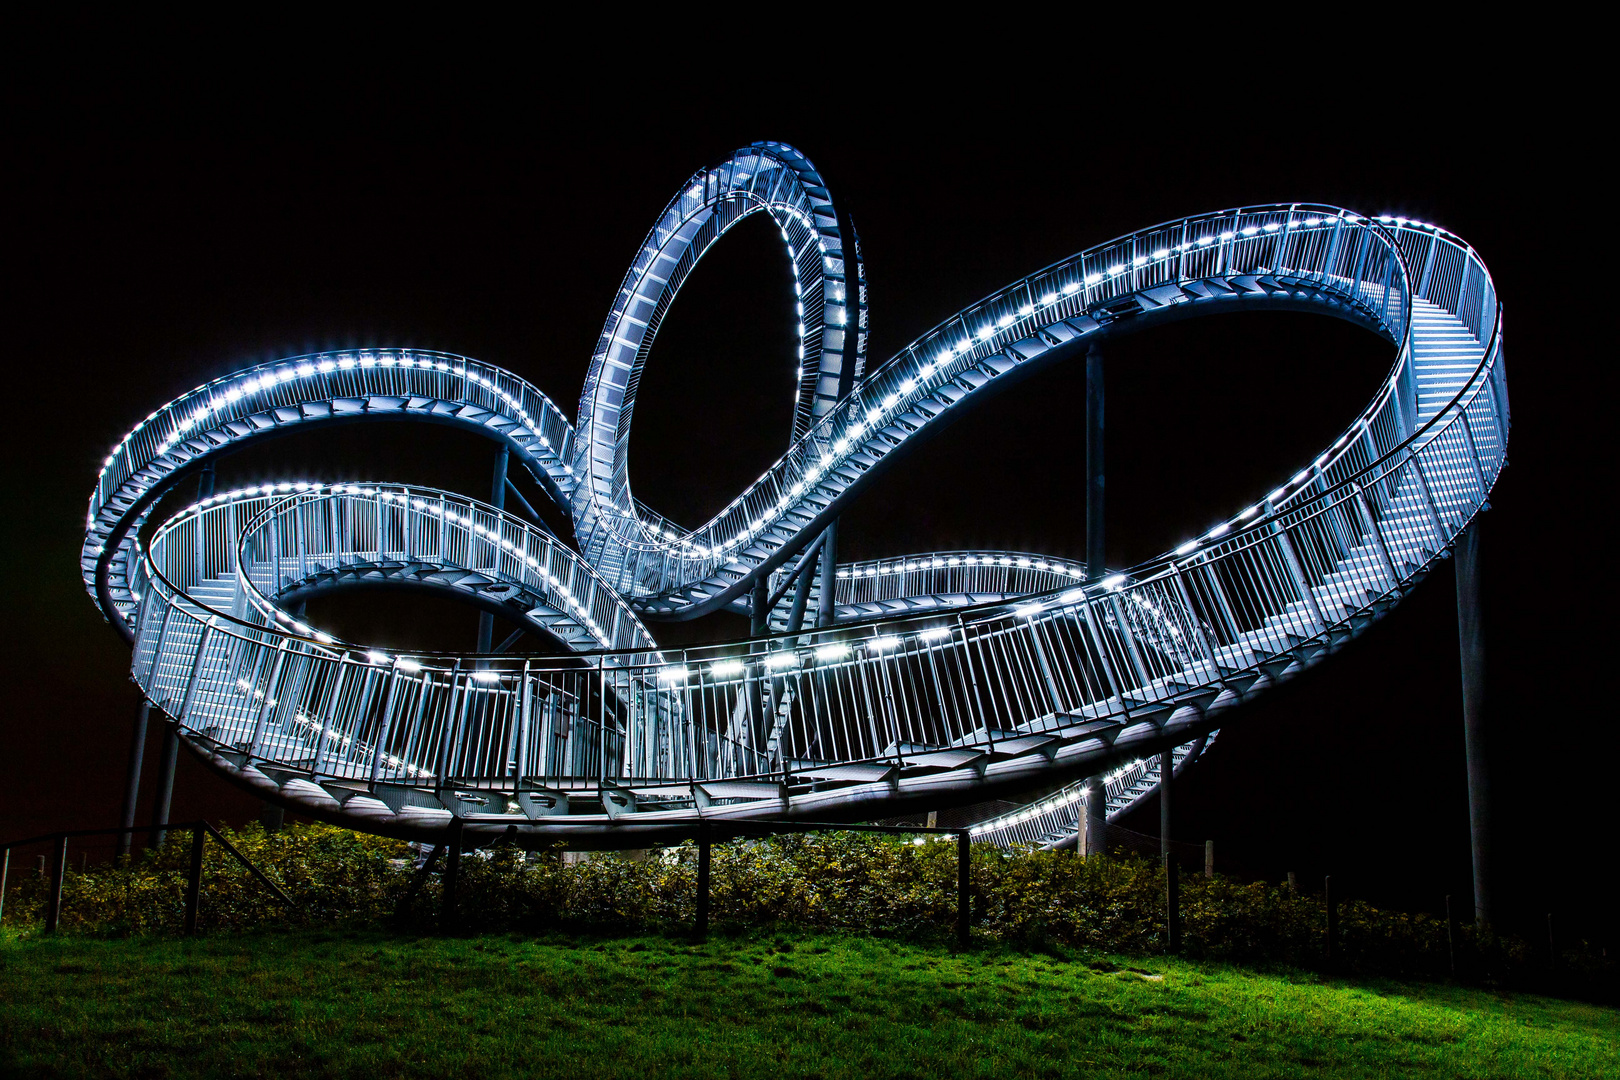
left=3, top=822, right=1610, bottom=994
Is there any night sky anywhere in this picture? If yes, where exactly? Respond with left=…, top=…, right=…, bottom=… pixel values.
left=5, top=87, right=1602, bottom=942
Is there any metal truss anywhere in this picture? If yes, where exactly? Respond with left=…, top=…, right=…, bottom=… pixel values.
left=82, top=144, right=1508, bottom=847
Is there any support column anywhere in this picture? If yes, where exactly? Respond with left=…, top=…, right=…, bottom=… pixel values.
left=1455, top=520, right=1492, bottom=926
left=695, top=822, right=711, bottom=940
left=750, top=575, right=770, bottom=638
left=476, top=447, right=510, bottom=654
left=441, top=817, right=464, bottom=935
left=258, top=803, right=285, bottom=832
left=1159, top=747, right=1173, bottom=859
left=815, top=520, right=839, bottom=628
left=116, top=701, right=150, bottom=861
left=1084, top=774, right=1108, bottom=858
left=151, top=718, right=180, bottom=849
left=1086, top=343, right=1105, bottom=582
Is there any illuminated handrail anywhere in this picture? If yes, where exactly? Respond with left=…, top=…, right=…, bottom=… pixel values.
left=84, top=350, right=577, bottom=636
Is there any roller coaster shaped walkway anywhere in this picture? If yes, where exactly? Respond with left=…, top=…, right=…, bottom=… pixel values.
left=82, top=142, right=1508, bottom=849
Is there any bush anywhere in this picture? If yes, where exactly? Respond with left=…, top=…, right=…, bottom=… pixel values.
left=4, top=822, right=1612, bottom=998
left=1, top=823, right=409, bottom=934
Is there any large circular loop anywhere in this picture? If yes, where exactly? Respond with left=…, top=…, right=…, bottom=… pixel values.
left=570, top=142, right=867, bottom=582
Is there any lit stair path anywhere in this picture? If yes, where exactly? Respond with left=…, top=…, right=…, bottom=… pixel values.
left=85, top=172, right=1508, bottom=844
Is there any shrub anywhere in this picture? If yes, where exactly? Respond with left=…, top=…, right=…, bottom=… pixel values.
left=4, top=822, right=1611, bottom=998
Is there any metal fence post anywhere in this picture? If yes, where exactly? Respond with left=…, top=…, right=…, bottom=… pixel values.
left=1165, top=854, right=1180, bottom=953
left=957, top=831, right=971, bottom=949
left=1446, top=894, right=1458, bottom=976
left=184, top=824, right=204, bottom=935
left=1204, top=840, right=1214, bottom=879
left=44, top=836, right=66, bottom=934
left=696, top=822, right=711, bottom=940
left=1325, top=874, right=1337, bottom=966
left=0, top=847, right=8, bottom=924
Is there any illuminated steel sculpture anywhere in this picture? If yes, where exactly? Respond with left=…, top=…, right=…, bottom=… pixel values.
left=83, top=142, right=1508, bottom=848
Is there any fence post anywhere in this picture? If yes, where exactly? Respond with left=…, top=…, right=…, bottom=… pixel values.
left=0, top=847, right=8, bottom=924
left=1204, top=840, right=1214, bottom=879
left=1324, top=875, right=1337, bottom=967
left=695, top=822, right=711, bottom=940
left=45, top=836, right=67, bottom=934
left=183, top=824, right=204, bottom=935
left=957, top=831, right=971, bottom=950
left=441, top=818, right=463, bottom=935
left=1165, top=854, right=1181, bottom=953
left=1446, top=894, right=1458, bottom=977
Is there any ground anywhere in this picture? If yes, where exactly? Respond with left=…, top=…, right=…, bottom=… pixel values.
left=2, top=928, right=1614, bottom=1078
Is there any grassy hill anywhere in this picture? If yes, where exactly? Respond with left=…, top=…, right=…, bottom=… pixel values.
left=3, top=928, right=1614, bottom=1078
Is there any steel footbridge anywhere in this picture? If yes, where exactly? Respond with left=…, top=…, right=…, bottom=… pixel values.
left=82, top=142, right=1508, bottom=847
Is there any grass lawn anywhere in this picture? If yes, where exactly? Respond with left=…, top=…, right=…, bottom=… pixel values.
left=2, top=928, right=1614, bottom=1079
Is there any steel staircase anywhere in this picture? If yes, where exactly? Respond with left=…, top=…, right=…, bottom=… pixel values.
left=82, top=146, right=1507, bottom=847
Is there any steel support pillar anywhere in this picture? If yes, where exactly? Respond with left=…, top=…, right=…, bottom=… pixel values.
left=116, top=701, right=150, bottom=861
left=695, top=822, right=711, bottom=940
left=815, top=519, right=839, bottom=628
left=749, top=575, right=770, bottom=638
left=151, top=718, right=180, bottom=849
left=442, top=818, right=463, bottom=934
left=476, top=447, right=509, bottom=654
left=1085, top=774, right=1108, bottom=858
left=1159, top=748, right=1173, bottom=859
left=183, top=825, right=204, bottom=935
left=1455, top=520, right=1492, bottom=926
left=1086, top=343, right=1105, bottom=582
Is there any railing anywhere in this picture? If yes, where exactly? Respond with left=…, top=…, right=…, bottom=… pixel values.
left=833, top=550, right=1087, bottom=606
left=83, top=349, right=578, bottom=631
left=969, top=739, right=1207, bottom=849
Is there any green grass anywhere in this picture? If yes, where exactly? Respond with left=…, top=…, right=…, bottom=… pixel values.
left=2, top=929, right=1614, bottom=1079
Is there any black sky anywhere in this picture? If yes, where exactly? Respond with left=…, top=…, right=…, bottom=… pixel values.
left=3, top=77, right=1604, bottom=940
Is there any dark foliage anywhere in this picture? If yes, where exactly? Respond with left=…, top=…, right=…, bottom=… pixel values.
left=4, top=823, right=1610, bottom=1000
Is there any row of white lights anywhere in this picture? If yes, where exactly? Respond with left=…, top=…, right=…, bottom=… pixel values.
left=968, top=757, right=1166, bottom=837
left=655, top=626, right=958, bottom=684
left=94, top=350, right=571, bottom=522
left=836, top=554, right=1085, bottom=579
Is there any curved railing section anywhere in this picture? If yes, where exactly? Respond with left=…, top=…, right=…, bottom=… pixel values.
left=967, top=737, right=1214, bottom=849
left=589, top=204, right=1422, bottom=615
left=84, top=350, right=578, bottom=639
left=84, top=139, right=1507, bottom=844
